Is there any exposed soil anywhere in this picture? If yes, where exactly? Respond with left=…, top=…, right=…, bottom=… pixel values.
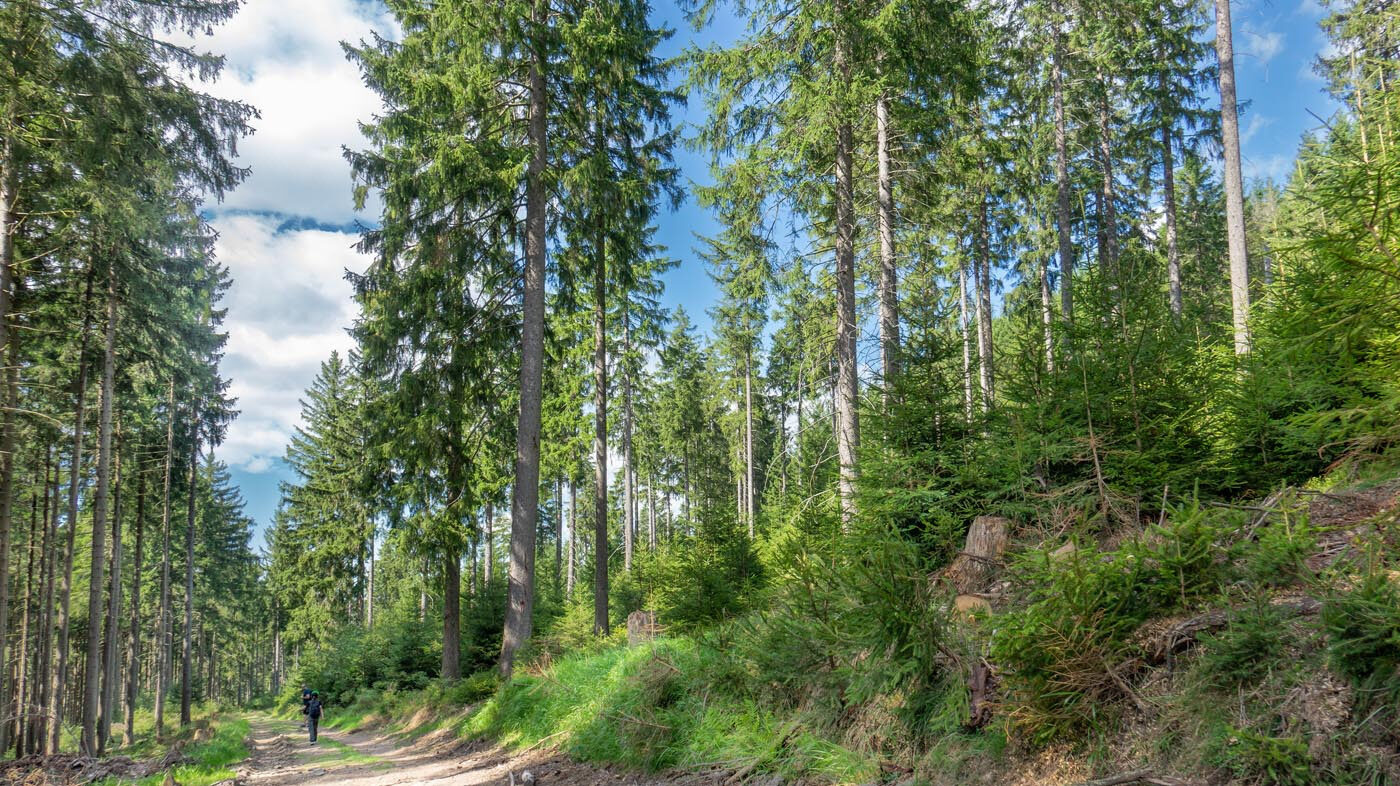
left=236, top=716, right=719, bottom=786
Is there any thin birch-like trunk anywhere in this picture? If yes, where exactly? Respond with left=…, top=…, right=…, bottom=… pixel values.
left=1214, top=0, right=1251, bottom=353
left=154, top=383, right=175, bottom=741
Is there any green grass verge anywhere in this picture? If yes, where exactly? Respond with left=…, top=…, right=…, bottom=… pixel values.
left=95, top=715, right=251, bottom=786
left=455, top=638, right=877, bottom=783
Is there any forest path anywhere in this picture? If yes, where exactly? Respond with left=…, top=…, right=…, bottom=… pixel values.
left=235, top=714, right=689, bottom=786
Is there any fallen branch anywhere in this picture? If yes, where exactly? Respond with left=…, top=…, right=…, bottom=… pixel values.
left=604, top=712, right=670, bottom=732
left=1102, top=657, right=1151, bottom=714
left=1071, top=770, right=1201, bottom=786
left=1070, top=771, right=1154, bottom=786
left=1146, top=597, right=1322, bottom=666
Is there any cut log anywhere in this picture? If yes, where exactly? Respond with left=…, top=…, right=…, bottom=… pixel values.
left=942, top=516, right=1010, bottom=594
left=1145, top=596, right=1321, bottom=665
left=953, top=594, right=991, bottom=618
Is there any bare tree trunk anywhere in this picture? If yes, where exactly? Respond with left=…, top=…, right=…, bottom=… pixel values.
left=366, top=528, right=374, bottom=628
left=81, top=259, right=119, bottom=754
left=975, top=195, right=994, bottom=413
left=647, top=475, right=656, bottom=550
left=484, top=501, right=493, bottom=586
left=744, top=352, right=755, bottom=538
left=1214, top=0, right=1251, bottom=354
left=1162, top=123, right=1182, bottom=319
left=154, top=382, right=175, bottom=741
left=1096, top=73, right=1120, bottom=294
left=1042, top=246, right=1055, bottom=373
left=442, top=552, right=460, bottom=680
left=0, top=145, right=18, bottom=753
left=1053, top=13, right=1075, bottom=323
left=124, top=466, right=146, bottom=746
left=180, top=435, right=197, bottom=727
left=592, top=237, right=610, bottom=635
left=875, top=91, right=900, bottom=390
left=33, top=453, right=57, bottom=754
left=51, top=267, right=95, bottom=754
left=622, top=311, right=634, bottom=573
left=565, top=478, right=576, bottom=597
left=960, top=264, right=974, bottom=423
left=500, top=0, right=548, bottom=675
left=98, top=434, right=124, bottom=754
left=14, top=461, right=40, bottom=757
left=554, top=479, right=562, bottom=594
left=734, top=460, right=742, bottom=528
left=833, top=15, right=860, bottom=528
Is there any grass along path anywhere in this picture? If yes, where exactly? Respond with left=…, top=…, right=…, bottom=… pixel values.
left=237, top=713, right=700, bottom=786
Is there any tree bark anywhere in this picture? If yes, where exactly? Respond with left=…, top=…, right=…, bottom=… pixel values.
left=875, top=91, right=900, bottom=390
left=592, top=236, right=610, bottom=635
left=1214, top=0, right=1251, bottom=354
left=366, top=526, right=374, bottom=628
left=1042, top=245, right=1055, bottom=373
left=975, top=194, right=994, bottom=413
left=81, top=258, right=118, bottom=755
left=554, top=479, right=562, bottom=593
left=566, top=478, right=576, bottom=597
left=500, top=0, right=548, bottom=676
left=832, top=14, right=860, bottom=528
left=0, top=138, right=17, bottom=755
left=154, top=382, right=175, bottom=740
left=32, top=453, right=57, bottom=754
left=180, top=435, right=197, bottom=726
left=1096, top=73, right=1120, bottom=293
left=14, top=461, right=40, bottom=756
left=125, top=465, right=146, bottom=746
left=744, top=351, right=755, bottom=538
left=959, top=264, right=974, bottom=422
left=1161, top=103, right=1182, bottom=319
left=442, top=551, right=460, bottom=679
left=484, top=501, right=493, bottom=586
left=1053, top=14, right=1075, bottom=323
left=50, top=266, right=95, bottom=754
left=98, top=434, right=124, bottom=754
left=622, top=310, right=634, bottom=573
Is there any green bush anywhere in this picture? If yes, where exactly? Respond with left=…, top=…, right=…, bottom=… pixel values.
left=648, top=512, right=763, bottom=629
left=296, top=613, right=440, bottom=704
left=1321, top=569, right=1400, bottom=705
left=992, top=502, right=1230, bottom=742
left=1197, top=598, right=1292, bottom=688
left=1211, top=726, right=1313, bottom=786
left=1241, top=513, right=1315, bottom=586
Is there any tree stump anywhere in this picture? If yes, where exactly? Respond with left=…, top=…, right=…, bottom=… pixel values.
left=943, top=515, right=1011, bottom=594
left=627, top=610, right=658, bottom=646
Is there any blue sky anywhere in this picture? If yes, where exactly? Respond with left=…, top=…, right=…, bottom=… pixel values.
left=197, top=0, right=1339, bottom=548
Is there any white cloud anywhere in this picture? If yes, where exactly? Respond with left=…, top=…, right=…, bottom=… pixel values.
left=212, top=212, right=368, bottom=472
left=163, top=0, right=392, bottom=479
left=178, top=0, right=395, bottom=222
left=1244, top=153, right=1292, bottom=183
left=1241, top=113, right=1275, bottom=145
left=1296, top=0, right=1326, bottom=17
left=1241, top=25, right=1285, bottom=66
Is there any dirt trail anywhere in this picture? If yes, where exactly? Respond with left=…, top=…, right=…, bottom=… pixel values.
left=236, top=715, right=704, bottom=786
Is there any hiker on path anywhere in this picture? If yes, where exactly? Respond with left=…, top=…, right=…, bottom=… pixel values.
left=300, top=685, right=312, bottom=729
left=307, top=691, right=324, bottom=744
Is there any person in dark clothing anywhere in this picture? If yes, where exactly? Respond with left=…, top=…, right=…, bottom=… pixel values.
left=307, top=691, right=324, bottom=743
left=300, top=685, right=312, bottom=729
